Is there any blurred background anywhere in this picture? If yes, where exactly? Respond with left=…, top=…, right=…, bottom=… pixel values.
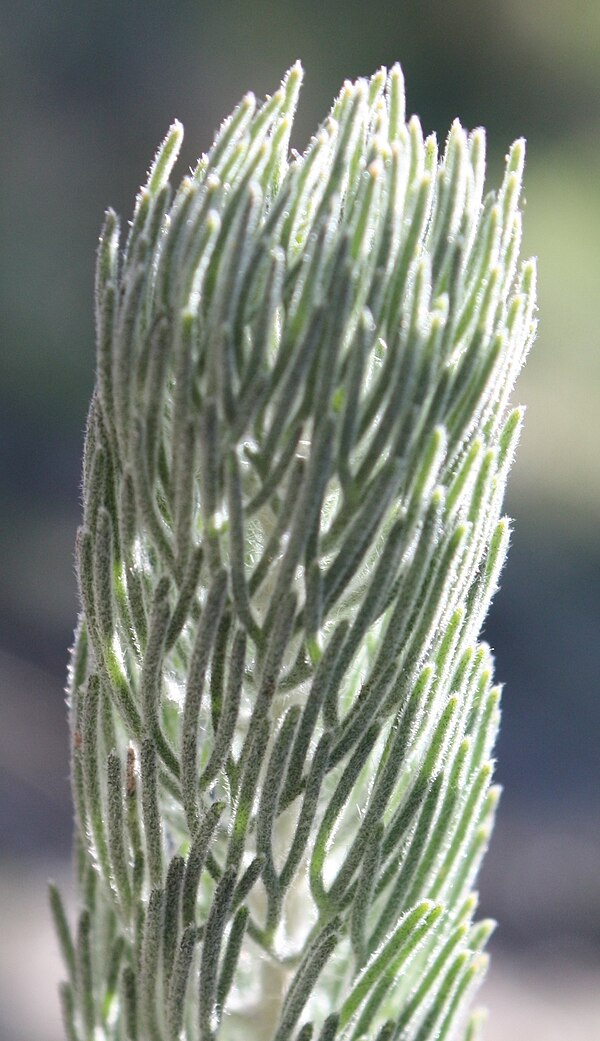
left=1, top=1, right=598, bottom=1037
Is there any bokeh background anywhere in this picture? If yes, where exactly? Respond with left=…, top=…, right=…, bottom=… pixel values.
left=1, top=2, right=599, bottom=1038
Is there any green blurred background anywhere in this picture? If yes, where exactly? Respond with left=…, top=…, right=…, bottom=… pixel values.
left=1, top=2, right=599, bottom=1037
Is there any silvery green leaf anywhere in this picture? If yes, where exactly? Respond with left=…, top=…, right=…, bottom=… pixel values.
left=54, top=63, right=535, bottom=1041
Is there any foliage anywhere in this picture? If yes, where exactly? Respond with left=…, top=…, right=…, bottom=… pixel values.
left=52, top=64, right=536, bottom=1041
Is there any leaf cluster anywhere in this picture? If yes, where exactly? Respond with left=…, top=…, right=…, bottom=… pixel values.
left=54, top=63, right=535, bottom=1041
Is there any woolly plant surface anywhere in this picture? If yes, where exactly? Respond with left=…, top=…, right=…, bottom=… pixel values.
left=53, top=63, right=537, bottom=1041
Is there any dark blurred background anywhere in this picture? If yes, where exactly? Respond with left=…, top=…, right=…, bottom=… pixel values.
left=1, top=2, right=598, bottom=1038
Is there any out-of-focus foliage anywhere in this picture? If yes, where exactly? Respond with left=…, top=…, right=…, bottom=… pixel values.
left=515, top=135, right=600, bottom=528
